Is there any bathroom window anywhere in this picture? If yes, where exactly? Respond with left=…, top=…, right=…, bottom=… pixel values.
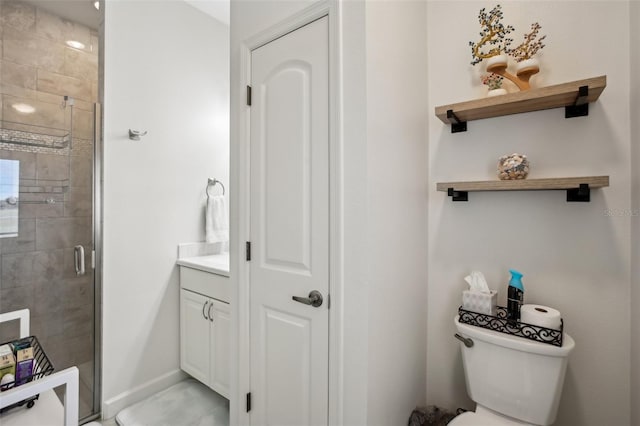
left=0, top=159, right=19, bottom=238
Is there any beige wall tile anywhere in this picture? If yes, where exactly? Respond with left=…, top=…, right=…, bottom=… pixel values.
left=0, top=59, right=37, bottom=90
left=72, top=98, right=94, bottom=112
left=37, top=68, right=92, bottom=101
left=70, top=137, right=93, bottom=159
left=64, top=47, right=98, bottom=82
left=1, top=251, right=36, bottom=288
left=0, top=83, right=37, bottom=100
left=17, top=196, right=64, bottom=220
left=30, top=310, right=65, bottom=340
left=32, top=277, right=64, bottom=317
left=35, top=217, right=91, bottom=250
left=65, top=186, right=92, bottom=217
left=37, top=92, right=94, bottom=112
left=0, top=218, right=35, bottom=254
left=0, top=1, right=36, bottom=32
left=36, top=90, right=67, bottom=106
left=35, top=8, right=91, bottom=50
left=36, top=153, right=70, bottom=181
left=2, top=94, right=66, bottom=129
left=71, top=107, right=93, bottom=139
left=3, top=27, right=65, bottom=73
left=70, top=155, right=92, bottom=187
left=0, top=284, right=34, bottom=315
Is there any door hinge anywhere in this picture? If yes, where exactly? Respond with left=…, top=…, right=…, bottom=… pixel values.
left=246, top=392, right=252, bottom=412
left=246, top=241, right=251, bottom=261
left=328, top=293, right=331, bottom=310
left=246, top=85, right=252, bottom=106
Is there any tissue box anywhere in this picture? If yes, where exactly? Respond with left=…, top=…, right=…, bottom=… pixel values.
left=462, top=290, right=497, bottom=316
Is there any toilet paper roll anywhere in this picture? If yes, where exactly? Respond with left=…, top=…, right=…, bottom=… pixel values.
left=520, top=304, right=562, bottom=330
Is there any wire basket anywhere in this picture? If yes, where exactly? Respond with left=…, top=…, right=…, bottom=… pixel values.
left=0, top=336, right=54, bottom=412
left=458, top=305, right=564, bottom=347
left=0, top=121, right=70, bottom=150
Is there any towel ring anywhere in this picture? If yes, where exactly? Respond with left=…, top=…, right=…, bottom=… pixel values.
left=207, top=178, right=225, bottom=198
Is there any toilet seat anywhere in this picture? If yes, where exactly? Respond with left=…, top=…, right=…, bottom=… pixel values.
left=448, top=406, right=534, bottom=426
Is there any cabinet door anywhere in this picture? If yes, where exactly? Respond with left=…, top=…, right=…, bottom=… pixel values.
left=210, top=299, right=231, bottom=399
left=180, top=289, right=211, bottom=385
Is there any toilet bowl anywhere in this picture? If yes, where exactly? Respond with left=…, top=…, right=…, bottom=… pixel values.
left=451, top=315, right=575, bottom=425
left=449, top=405, right=534, bottom=425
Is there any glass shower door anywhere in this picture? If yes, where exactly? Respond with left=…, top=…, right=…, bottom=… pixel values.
left=0, top=1, right=101, bottom=420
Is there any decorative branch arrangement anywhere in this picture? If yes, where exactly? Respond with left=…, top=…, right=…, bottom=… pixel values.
left=468, top=5, right=514, bottom=66
left=469, top=5, right=547, bottom=92
left=507, top=22, right=546, bottom=62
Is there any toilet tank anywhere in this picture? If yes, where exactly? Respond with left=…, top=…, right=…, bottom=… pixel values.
left=455, top=316, right=575, bottom=425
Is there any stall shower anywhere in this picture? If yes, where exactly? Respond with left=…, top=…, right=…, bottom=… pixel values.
left=0, top=0, right=100, bottom=421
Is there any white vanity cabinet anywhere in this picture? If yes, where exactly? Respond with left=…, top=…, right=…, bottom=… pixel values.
left=179, top=264, right=230, bottom=399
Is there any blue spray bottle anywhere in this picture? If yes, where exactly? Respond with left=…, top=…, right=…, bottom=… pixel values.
left=507, top=269, right=524, bottom=321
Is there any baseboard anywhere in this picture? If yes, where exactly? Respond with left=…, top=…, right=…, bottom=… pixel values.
left=102, top=369, right=188, bottom=419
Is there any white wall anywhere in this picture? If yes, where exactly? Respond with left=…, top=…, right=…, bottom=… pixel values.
left=426, top=2, right=631, bottom=425
left=102, top=0, right=229, bottom=415
left=630, top=1, right=639, bottom=424
left=365, top=1, right=428, bottom=425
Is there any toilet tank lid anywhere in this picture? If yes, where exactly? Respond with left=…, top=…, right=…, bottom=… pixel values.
left=455, top=315, right=575, bottom=357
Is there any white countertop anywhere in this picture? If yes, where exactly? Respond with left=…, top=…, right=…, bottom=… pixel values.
left=177, top=252, right=229, bottom=277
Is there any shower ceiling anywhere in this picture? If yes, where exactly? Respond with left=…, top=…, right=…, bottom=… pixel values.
left=18, top=0, right=230, bottom=29
left=19, top=0, right=100, bottom=30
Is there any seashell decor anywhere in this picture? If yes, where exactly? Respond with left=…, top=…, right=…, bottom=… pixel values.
left=498, top=153, right=529, bottom=180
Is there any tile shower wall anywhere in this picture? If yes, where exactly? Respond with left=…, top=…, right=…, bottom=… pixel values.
left=0, top=0, right=97, bottom=378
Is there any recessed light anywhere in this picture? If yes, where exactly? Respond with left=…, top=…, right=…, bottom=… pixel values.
left=94, top=1, right=99, bottom=10
left=12, top=103, right=36, bottom=114
left=66, top=40, right=85, bottom=49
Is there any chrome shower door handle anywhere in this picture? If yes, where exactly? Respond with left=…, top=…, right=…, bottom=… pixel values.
left=74, top=245, right=85, bottom=276
left=292, top=290, right=323, bottom=308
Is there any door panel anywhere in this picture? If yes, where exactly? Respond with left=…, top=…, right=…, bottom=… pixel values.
left=263, top=307, right=312, bottom=425
left=250, top=16, right=329, bottom=426
left=261, top=64, right=312, bottom=272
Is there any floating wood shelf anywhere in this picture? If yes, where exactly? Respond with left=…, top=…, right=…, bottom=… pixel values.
left=435, top=75, right=606, bottom=133
left=437, top=176, right=609, bottom=202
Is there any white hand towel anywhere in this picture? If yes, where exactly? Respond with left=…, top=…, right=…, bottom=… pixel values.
left=205, top=195, right=229, bottom=244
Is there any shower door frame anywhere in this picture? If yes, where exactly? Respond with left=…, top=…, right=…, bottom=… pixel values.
left=85, top=102, right=103, bottom=423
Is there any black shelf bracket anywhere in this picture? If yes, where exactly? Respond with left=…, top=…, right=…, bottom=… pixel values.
left=566, top=183, right=591, bottom=202
left=565, top=85, right=589, bottom=118
left=447, top=187, right=468, bottom=201
left=447, top=109, right=467, bottom=133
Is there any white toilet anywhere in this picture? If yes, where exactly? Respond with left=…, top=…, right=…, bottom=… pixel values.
left=450, top=315, right=575, bottom=426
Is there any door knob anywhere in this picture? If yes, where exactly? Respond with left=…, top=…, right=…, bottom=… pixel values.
left=292, top=290, right=323, bottom=307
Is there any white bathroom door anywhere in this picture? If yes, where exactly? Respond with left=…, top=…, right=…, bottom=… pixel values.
left=249, top=16, right=329, bottom=426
